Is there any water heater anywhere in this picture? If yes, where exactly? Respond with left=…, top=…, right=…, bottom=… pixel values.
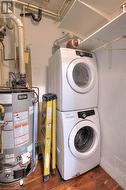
left=0, top=88, right=37, bottom=183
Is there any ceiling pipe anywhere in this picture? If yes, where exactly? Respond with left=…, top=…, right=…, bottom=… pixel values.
left=16, top=0, right=73, bottom=21
left=16, top=0, right=58, bottom=19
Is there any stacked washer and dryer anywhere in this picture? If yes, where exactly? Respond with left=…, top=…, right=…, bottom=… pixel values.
left=47, top=48, right=100, bottom=180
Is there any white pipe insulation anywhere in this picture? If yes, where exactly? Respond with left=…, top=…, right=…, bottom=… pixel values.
left=8, top=14, right=25, bottom=74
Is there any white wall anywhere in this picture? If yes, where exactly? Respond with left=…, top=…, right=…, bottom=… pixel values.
left=96, top=39, right=126, bottom=189
left=23, top=16, right=62, bottom=101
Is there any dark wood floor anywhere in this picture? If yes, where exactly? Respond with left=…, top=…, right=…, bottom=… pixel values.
left=0, top=162, right=123, bottom=190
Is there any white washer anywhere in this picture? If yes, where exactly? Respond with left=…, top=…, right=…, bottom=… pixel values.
left=47, top=48, right=98, bottom=111
left=57, top=108, right=100, bottom=180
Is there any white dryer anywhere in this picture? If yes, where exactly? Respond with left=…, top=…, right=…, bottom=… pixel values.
left=57, top=108, right=100, bottom=180
left=47, top=48, right=98, bottom=111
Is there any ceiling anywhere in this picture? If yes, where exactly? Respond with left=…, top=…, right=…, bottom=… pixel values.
left=19, top=0, right=69, bottom=13
left=18, top=0, right=125, bottom=38
left=59, top=0, right=125, bottom=38
left=19, top=0, right=124, bottom=18
left=80, top=0, right=124, bottom=15
left=18, top=0, right=75, bottom=19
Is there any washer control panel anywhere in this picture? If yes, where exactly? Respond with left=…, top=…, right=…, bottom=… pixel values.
left=78, top=110, right=95, bottom=119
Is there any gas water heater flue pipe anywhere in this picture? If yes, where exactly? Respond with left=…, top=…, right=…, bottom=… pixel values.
left=9, top=14, right=25, bottom=75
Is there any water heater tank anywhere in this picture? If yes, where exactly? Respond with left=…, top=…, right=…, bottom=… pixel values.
left=0, top=88, right=36, bottom=183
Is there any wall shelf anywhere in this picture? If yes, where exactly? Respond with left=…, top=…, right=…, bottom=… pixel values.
left=59, top=0, right=108, bottom=39
left=78, top=11, right=126, bottom=51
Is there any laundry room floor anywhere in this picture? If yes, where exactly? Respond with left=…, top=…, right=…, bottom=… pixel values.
left=0, top=161, right=123, bottom=190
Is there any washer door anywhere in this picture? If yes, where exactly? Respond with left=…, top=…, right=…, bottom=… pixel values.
left=69, top=120, right=99, bottom=159
left=67, top=59, right=96, bottom=93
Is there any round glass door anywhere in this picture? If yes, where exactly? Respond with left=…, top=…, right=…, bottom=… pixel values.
left=74, top=126, right=94, bottom=153
left=73, top=63, right=90, bottom=88
left=67, top=59, right=96, bottom=93
left=69, top=120, right=99, bottom=159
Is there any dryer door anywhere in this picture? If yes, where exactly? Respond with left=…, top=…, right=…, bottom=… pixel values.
left=68, top=120, right=99, bottom=159
left=67, top=58, right=96, bottom=93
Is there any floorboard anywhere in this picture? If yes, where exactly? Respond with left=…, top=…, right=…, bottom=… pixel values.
left=0, top=162, right=123, bottom=190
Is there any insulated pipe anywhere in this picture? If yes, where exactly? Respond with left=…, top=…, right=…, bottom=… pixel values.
left=8, top=14, right=25, bottom=74
left=0, top=105, right=4, bottom=114
left=0, top=26, right=5, bottom=32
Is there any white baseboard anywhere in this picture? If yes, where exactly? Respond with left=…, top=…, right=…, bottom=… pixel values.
left=100, top=158, right=126, bottom=190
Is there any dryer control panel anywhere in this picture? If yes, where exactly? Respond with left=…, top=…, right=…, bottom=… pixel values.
left=78, top=110, right=95, bottom=119
left=76, top=50, right=93, bottom=58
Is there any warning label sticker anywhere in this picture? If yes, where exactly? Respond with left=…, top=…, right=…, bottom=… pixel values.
left=14, top=123, right=29, bottom=147
left=14, top=111, right=29, bottom=147
left=14, top=111, right=28, bottom=123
